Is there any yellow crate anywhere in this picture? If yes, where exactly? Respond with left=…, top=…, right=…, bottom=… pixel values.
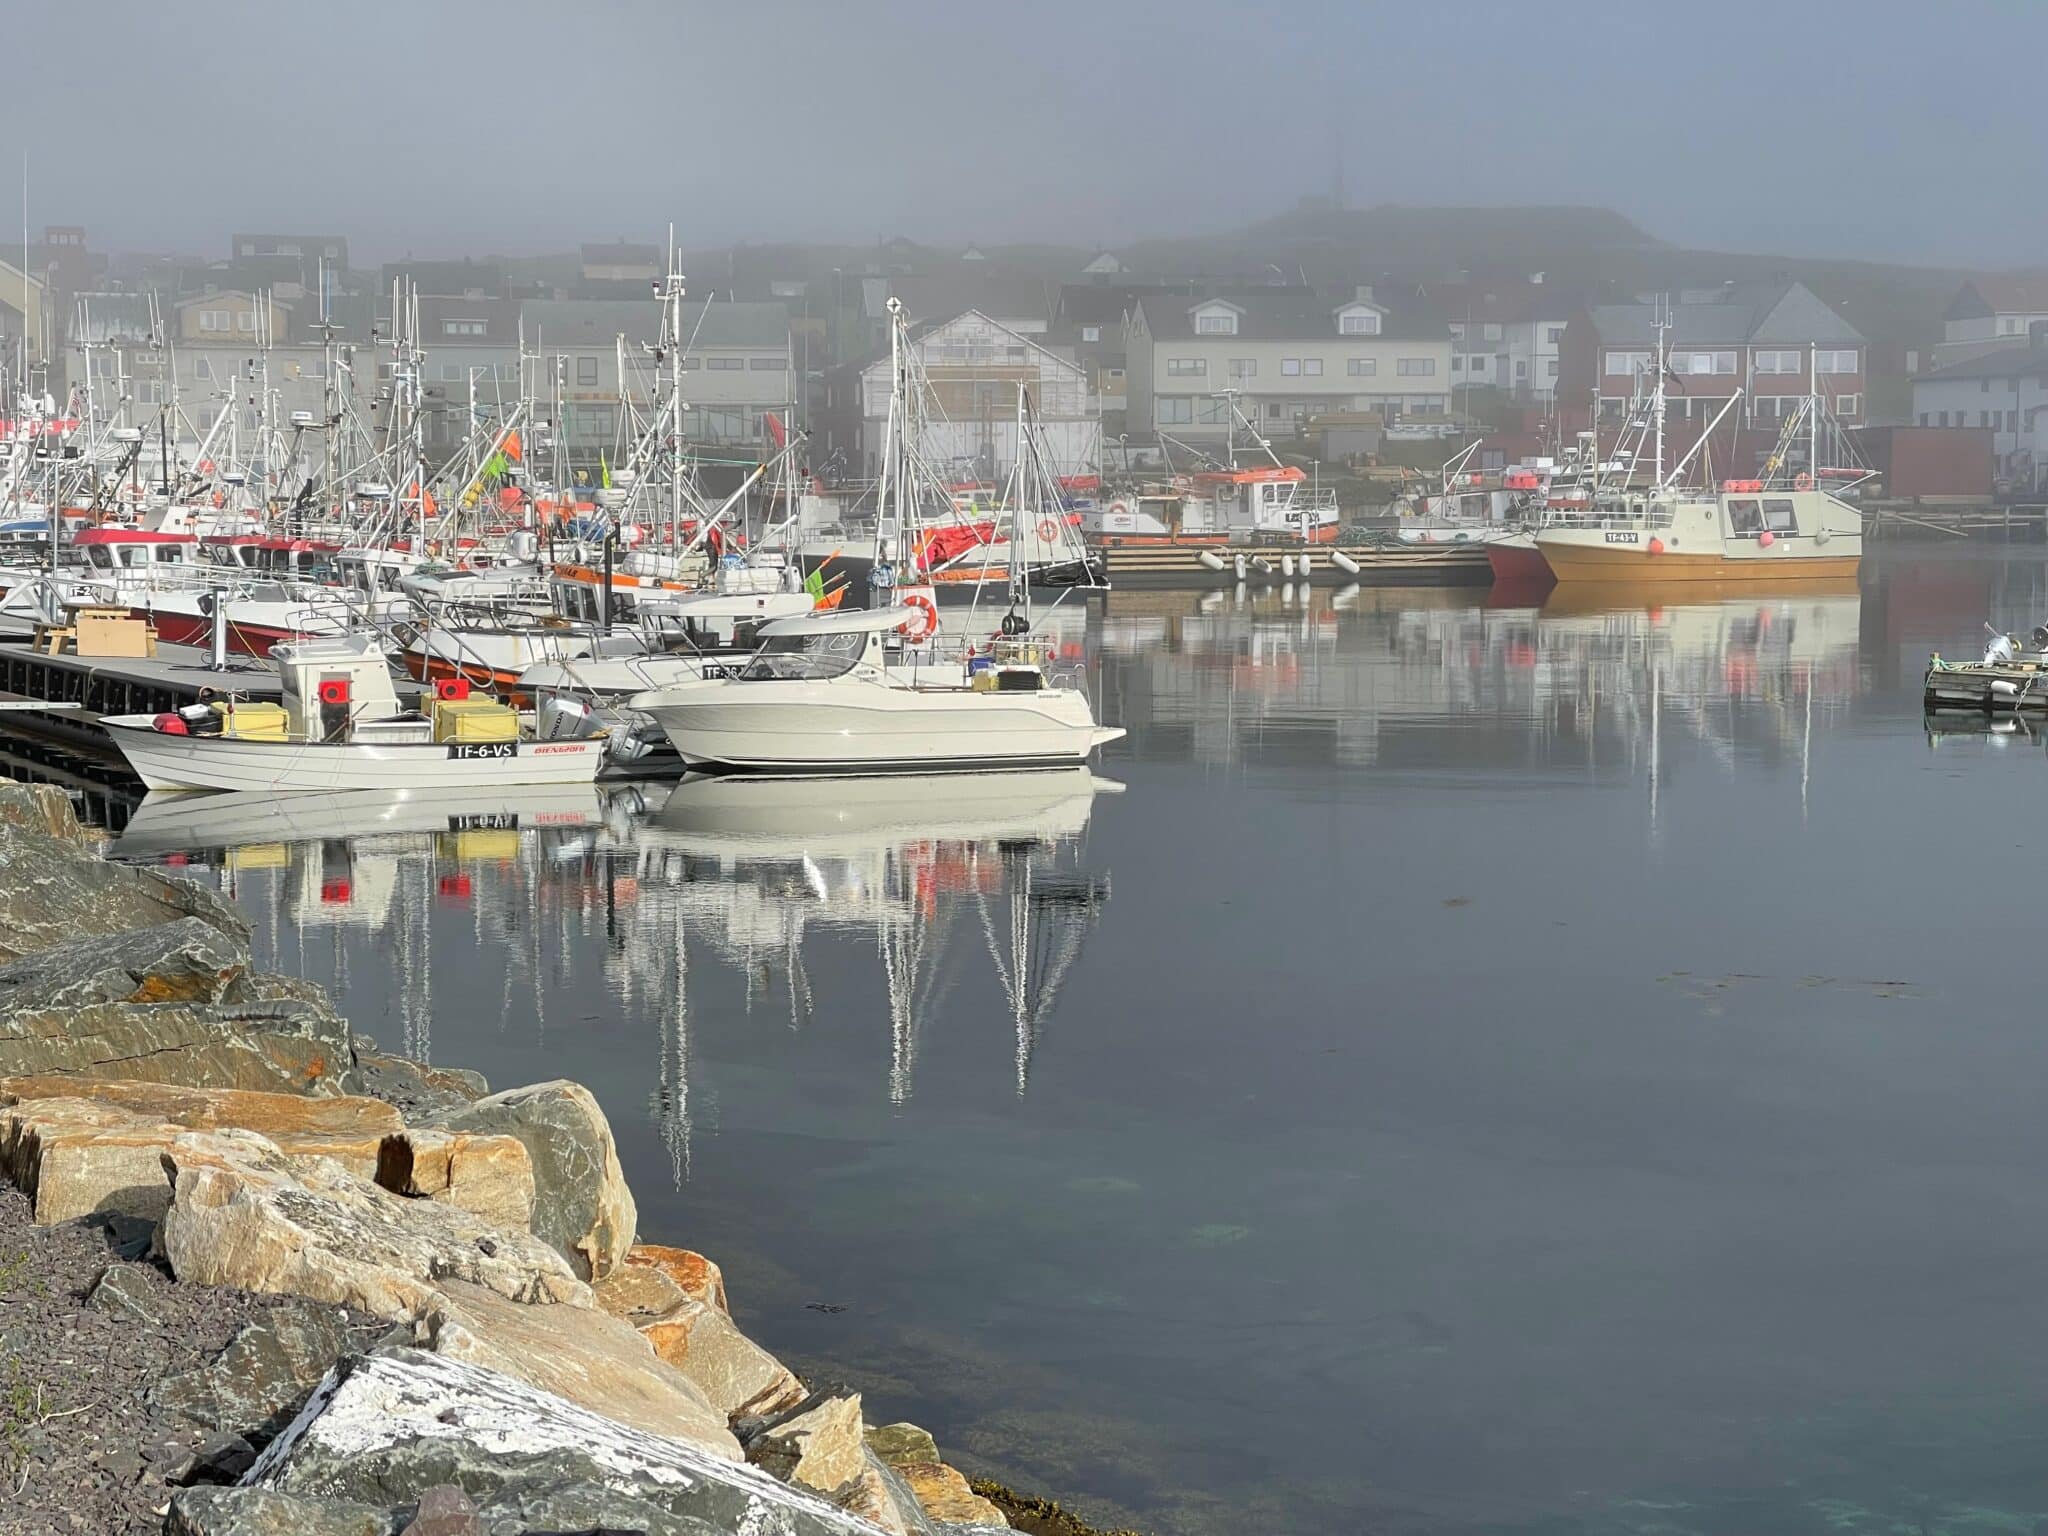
left=214, top=701, right=290, bottom=741
left=431, top=697, right=519, bottom=744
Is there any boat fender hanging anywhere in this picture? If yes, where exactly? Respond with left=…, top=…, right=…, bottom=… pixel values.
left=152, top=712, right=188, bottom=735
left=1332, top=550, right=1361, bottom=575
left=898, top=591, right=938, bottom=641
left=1758, top=530, right=1776, bottom=548
left=1198, top=549, right=1227, bottom=571
left=317, top=679, right=352, bottom=707
left=1647, top=537, right=1665, bottom=555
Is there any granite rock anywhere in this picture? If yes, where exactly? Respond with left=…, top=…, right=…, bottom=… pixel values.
left=624, top=1241, right=730, bottom=1314
left=640, top=1294, right=808, bottom=1421
left=151, top=1299, right=367, bottom=1439
left=158, top=1129, right=590, bottom=1320
left=373, top=1128, right=534, bottom=1230
left=247, top=1347, right=894, bottom=1535
left=0, top=814, right=246, bottom=965
left=395, top=1484, right=481, bottom=1536
left=428, top=1079, right=636, bottom=1280
left=865, top=1423, right=1008, bottom=1527
left=166, top=1485, right=396, bottom=1536
left=344, top=1044, right=487, bottom=1121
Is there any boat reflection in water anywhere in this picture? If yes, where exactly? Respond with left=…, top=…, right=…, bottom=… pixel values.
left=109, top=770, right=1115, bottom=1190
left=626, top=770, right=1114, bottom=1178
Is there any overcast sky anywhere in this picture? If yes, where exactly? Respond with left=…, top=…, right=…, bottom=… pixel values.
left=11, top=0, right=2041, bottom=268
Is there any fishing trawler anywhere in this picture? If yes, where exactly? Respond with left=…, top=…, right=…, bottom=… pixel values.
left=1533, top=313, right=1866, bottom=583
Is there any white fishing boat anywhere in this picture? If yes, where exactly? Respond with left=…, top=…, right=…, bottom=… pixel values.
left=110, top=782, right=607, bottom=857
left=629, top=606, right=1121, bottom=774
left=100, top=634, right=608, bottom=793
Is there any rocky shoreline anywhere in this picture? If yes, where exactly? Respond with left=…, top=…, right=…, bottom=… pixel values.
left=0, top=782, right=1119, bottom=1536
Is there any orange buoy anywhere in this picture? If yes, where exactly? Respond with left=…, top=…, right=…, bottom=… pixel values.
left=1647, top=537, right=1665, bottom=555
left=1759, top=530, right=1776, bottom=548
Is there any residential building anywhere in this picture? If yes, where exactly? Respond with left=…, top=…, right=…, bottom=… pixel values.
left=1909, top=342, right=2048, bottom=487
left=381, top=260, right=503, bottom=301
left=1427, top=278, right=1575, bottom=402
left=1933, top=276, right=2048, bottom=368
left=1053, top=283, right=1199, bottom=422
left=0, top=260, right=49, bottom=372
left=520, top=297, right=791, bottom=456
left=1126, top=285, right=1452, bottom=441
left=1559, top=281, right=1866, bottom=433
left=173, top=290, right=290, bottom=346
left=232, top=233, right=349, bottom=294
left=849, top=309, right=1095, bottom=482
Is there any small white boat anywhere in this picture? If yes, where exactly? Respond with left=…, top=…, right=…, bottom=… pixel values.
left=110, top=783, right=609, bottom=857
left=101, top=634, right=608, bottom=794
left=629, top=606, right=1123, bottom=775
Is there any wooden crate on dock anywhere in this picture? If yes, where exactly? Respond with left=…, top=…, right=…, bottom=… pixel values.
left=42, top=606, right=157, bottom=659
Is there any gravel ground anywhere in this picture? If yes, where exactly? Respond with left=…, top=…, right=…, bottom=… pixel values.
left=0, top=1185, right=351, bottom=1536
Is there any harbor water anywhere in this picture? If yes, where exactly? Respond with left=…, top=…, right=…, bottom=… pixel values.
left=87, top=547, right=2048, bottom=1535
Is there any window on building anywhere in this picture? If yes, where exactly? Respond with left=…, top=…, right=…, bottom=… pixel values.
left=1228, top=358, right=1256, bottom=378
left=1546, top=326, right=1565, bottom=344
left=1448, top=323, right=1464, bottom=340
left=1451, top=357, right=1463, bottom=372
left=1281, top=358, right=1301, bottom=376
left=1516, top=360, right=1528, bottom=380
left=1167, top=358, right=1206, bottom=377
left=1194, top=396, right=1231, bottom=425
left=1339, top=310, right=1380, bottom=335
left=1156, top=395, right=1193, bottom=425
left=748, top=356, right=785, bottom=371
left=575, top=357, right=599, bottom=385
left=681, top=356, right=701, bottom=369
left=193, top=357, right=212, bottom=381
left=1754, top=350, right=1799, bottom=374
left=1081, top=325, right=1101, bottom=343
left=1302, top=358, right=1322, bottom=376
left=443, top=319, right=487, bottom=337
left=1397, top=357, right=1436, bottom=377
left=199, top=310, right=227, bottom=332
left=1482, top=323, right=1502, bottom=342
left=442, top=365, right=462, bottom=382
left=707, top=357, right=745, bottom=371
left=1546, top=357, right=1560, bottom=377
left=1919, top=412, right=1930, bottom=426
left=1347, top=358, right=1375, bottom=376
left=237, top=311, right=258, bottom=332
left=1266, top=402, right=1286, bottom=420
left=2009, top=410, right=2019, bottom=432
left=1604, top=350, right=1648, bottom=376
left=1465, top=355, right=1487, bottom=375
left=2002, top=317, right=2021, bottom=334
left=1194, top=310, right=1237, bottom=336
left=1816, top=349, right=1858, bottom=375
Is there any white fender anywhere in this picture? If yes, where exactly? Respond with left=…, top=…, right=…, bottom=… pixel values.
left=1332, top=550, right=1361, bottom=575
left=1198, top=549, right=1227, bottom=571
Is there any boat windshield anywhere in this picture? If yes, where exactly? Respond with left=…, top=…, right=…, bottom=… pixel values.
left=738, top=631, right=866, bottom=681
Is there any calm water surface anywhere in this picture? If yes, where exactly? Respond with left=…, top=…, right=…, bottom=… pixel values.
left=102, top=550, right=2048, bottom=1535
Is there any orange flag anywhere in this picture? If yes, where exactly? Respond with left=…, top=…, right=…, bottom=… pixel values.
left=502, top=429, right=523, bottom=463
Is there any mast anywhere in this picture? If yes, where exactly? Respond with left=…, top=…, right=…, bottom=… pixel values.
left=1651, top=294, right=1669, bottom=489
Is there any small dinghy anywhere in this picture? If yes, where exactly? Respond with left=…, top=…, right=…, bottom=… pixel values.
left=101, top=634, right=609, bottom=793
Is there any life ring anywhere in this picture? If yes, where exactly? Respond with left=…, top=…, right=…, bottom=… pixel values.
left=1794, top=472, right=1813, bottom=491
left=1107, top=499, right=1130, bottom=519
left=1037, top=518, right=1059, bottom=541
left=898, top=592, right=938, bottom=642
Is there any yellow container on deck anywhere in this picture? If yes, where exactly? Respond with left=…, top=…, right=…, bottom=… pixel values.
left=213, top=701, right=290, bottom=742
left=431, top=697, right=519, bottom=744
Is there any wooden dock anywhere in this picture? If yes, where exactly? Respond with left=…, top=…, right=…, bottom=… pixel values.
left=1095, top=540, right=1492, bottom=587
left=1924, top=657, right=2048, bottom=713
left=1867, top=501, right=2048, bottom=540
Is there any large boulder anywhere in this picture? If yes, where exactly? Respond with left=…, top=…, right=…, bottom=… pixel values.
left=344, top=1042, right=487, bottom=1120
left=866, top=1424, right=1009, bottom=1529
left=0, top=781, right=99, bottom=847
left=244, top=1347, right=897, bottom=1535
left=166, top=1486, right=395, bottom=1535
left=639, top=1295, right=808, bottom=1421
left=624, top=1241, right=729, bottom=1314
left=0, top=923, right=354, bottom=1095
left=747, top=1394, right=933, bottom=1536
left=0, top=817, right=246, bottom=963
left=374, top=1128, right=534, bottom=1231
left=151, top=1299, right=378, bottom=1440
left=157, top=1129, right=589, bottom=1319
left=0, top=1084, right=403, bottom=1224
left=427, top=1080, right=636, bottom=1280
left=412, top=1277, right=738, bottom=1458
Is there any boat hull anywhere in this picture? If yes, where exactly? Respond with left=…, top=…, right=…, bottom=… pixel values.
left=633, top=682, right=1123, bottom=775
left=1534, top=538, right=1860, bottom=584
left=1485, top=535, right=1553, bottom=585
left=101, top=717, right=607, bottom=794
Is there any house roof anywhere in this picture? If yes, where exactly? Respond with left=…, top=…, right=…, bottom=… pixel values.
left=1588, top=282, right=1861, bottom=348
left=1919, top=343, right=2048, bottom=382
left=1056, top=283, right=1195, bottom=328
left=885, top=268, right=1052, bottom=328
left=381, top=260, right=504, bottom=298
left=1136, top=285, right=1446, bottom=342
left=1423, top=279, right=1576, bottom=324
left=1945, top=275, right=2048, bottom=322
left=521, top=298, right=788, bottom=351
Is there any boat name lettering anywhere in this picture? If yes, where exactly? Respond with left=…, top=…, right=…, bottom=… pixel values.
left=449, top=812, right=518, bottom=830
left=531, top=743, right=586, bottom=755
left=698, top=663, right=739, bottom=680
left=447, top=742, right=516, bottom=760
left=1603, top=531, right=1639, bottom=544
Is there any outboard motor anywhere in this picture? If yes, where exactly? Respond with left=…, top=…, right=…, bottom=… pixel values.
left=537, top=695, right=600, bottom=741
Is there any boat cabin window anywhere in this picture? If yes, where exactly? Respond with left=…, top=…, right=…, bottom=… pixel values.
left=1728, top=499, right=1764, bottom=535
left=1761, top=498, right=1798, bottom=533
left=739, top=630, right=866, bottom=681
left=155, top=546, right=184, bottom=563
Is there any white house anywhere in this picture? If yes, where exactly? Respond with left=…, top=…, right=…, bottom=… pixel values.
left=1126, top=286, right=1453, bottom=440
left=1911, top=343, right=2048, bottom=484
left=857, top=310, right=1096, bottom=480
left=1934, top=276, right=2048, bottom=368
left=1428, top=279, right=1574, bottom=402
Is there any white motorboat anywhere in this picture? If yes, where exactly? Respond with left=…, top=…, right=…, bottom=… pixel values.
left=628, top=606, right=1123, bottom=775
left=101, top=634, right=608, bottom=793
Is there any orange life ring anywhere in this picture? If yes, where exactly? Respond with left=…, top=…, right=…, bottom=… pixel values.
left=898, top=592, right=938, bottom=642
left=1107, top=500, right=1131, bottom=519
left=1794, top=472, right=1813, bottom=491
left=1036, top=518, right=1059, bottom=541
